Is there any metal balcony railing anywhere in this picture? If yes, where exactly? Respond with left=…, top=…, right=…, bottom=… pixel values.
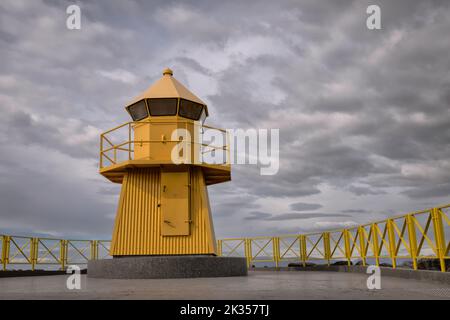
left=99, top=121, right=230, bottom=169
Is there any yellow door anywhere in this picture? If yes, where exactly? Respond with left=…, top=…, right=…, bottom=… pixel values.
left=161, top=171, right=190, bottom=236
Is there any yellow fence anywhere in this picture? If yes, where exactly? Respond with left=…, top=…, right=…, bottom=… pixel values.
left=218, top=204, right=450, bottom=272
left=0, top=237, right=111, bottom=271
left=100, top=121, right=230, bottom=169
left=1, top=204, right=449, bottom=272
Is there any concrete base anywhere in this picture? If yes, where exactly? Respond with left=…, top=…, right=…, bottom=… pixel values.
left=87, top=256, right=248, bottom=279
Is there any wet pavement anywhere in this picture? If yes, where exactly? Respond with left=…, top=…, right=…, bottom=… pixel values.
left=0, top=270, right=449, bottom=299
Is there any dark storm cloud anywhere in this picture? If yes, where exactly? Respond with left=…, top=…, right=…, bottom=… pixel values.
left=402, top=183, right=450, bottom=199
left=1, top=110, right=99, bottom=159
left=289, top=202, right=322, bottom=211
left=244, top=211, right=350, bottom=221
left=346, top=185, right=387, bottom=196
left=0, top=0, right=449, bottom=239
left=341, top=209, right=370, bottom=214
left=244, top=211, right=272, bottom=221
left=266, top=213, right=350, bottom=221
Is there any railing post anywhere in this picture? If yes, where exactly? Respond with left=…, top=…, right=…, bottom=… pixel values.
left=431, top=208, right=447, bottom=272
left=358, top=226, right=367, bottom=266
left=217, top=240, right=222, bottom=256
left=2, top=236, right=10, bottom=271
left=30, top=238, right=38, bottom=271
left=387, top=219, right=397, bottom=269
left=273, top=237, right=280, bottom=268
left=90, top=240, right=98, bottom=260
left=300, top=235, right=307, bottom=267
left=406, top=214, right=418, bottom=270
left=343, top=230, right=352, bottom=266
left=226, top=131, right=231, bottom=165
left=1, top=236, right=4, bottom=271
left=100, top=135, right=103, bottom=168
left=60, top=240, right=68, bottom=271
left=128, top=123, right=132, bottom=160
left=371, top=224, right=380, bottom=267
left=323, top=232, right=331, bottom=266
left=244, top=238, right=252, bottom=268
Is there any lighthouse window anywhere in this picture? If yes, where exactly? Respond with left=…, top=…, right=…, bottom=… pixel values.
left=179, top=99, right=204, bottom=120
left=147, top=98, right=178, bottom=116
left=127, top=100, right=148, bottom=121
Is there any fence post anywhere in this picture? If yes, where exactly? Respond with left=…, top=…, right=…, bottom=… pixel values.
left=371, top=224, right=380, bottom=267
left=30, top=238, right=38, bottom=271
left=300, top=235, right=307, bottom=267
left=273, top=237, right=280, bottom=268
left=244, top=238, right=252, bottom=268
left=431, top=208, right=446, bottom=272
left=358, top=226, right=367, bottom=266
left=128, top=123, right=132, bottom=160
left=60, top=240, right=68, bottom=271
left=343, top=230, right=352, bottom=266
left=387, top=219, right=397, bottom=269
left=100, top=135, right=103, bottom=168
left=323, top=232, right=331, bottom=266
left=406, top=214, right=418, bottom=270
left=217, top=240, right=222, bottom=256
left=90, top=240, right=98, bottom=260
left=2, top=236, right=10, bottom=271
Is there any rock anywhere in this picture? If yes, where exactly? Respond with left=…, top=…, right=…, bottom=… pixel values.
left=332, top=261, right=352, bottom=266
left=379, top=263, right=392, bottom=268
left=417, top=258, right=450, bottom=271
left=400, top=261, right=414, bottom=269
left=287, top=262, right=317, bottom=268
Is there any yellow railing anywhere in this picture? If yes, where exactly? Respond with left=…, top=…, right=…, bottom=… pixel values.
left=1, top=204, right=449, bottom=272
left=218, top=204, right=450, bottom=272
left=0, top=236, right=111, bottom=271
left=100, top=121, right=230, bottom=169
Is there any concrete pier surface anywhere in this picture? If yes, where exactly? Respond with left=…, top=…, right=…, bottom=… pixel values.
left=0, top=270, right=449, bottom=300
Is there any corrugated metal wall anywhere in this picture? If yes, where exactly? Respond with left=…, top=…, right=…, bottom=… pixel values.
left=110, top=167, right=216, bottom=256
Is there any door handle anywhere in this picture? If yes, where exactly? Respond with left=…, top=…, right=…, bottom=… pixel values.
left=164, top=220, right=175, bottom=228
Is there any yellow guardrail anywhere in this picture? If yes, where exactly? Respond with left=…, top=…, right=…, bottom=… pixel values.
left=100, top=120, right=230, bottom=169
left=1, top=204, right=449, bottom=272
left=218, top=204, right=450, bottom=272
left=0, top=237, right=111, bottom=271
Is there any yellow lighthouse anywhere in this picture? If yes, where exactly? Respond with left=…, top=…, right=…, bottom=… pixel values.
left=99, top=68, right=231, bottom=257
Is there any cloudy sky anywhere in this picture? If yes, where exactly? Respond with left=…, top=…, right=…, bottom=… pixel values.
left=0, top=0, right=449, bottom=240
